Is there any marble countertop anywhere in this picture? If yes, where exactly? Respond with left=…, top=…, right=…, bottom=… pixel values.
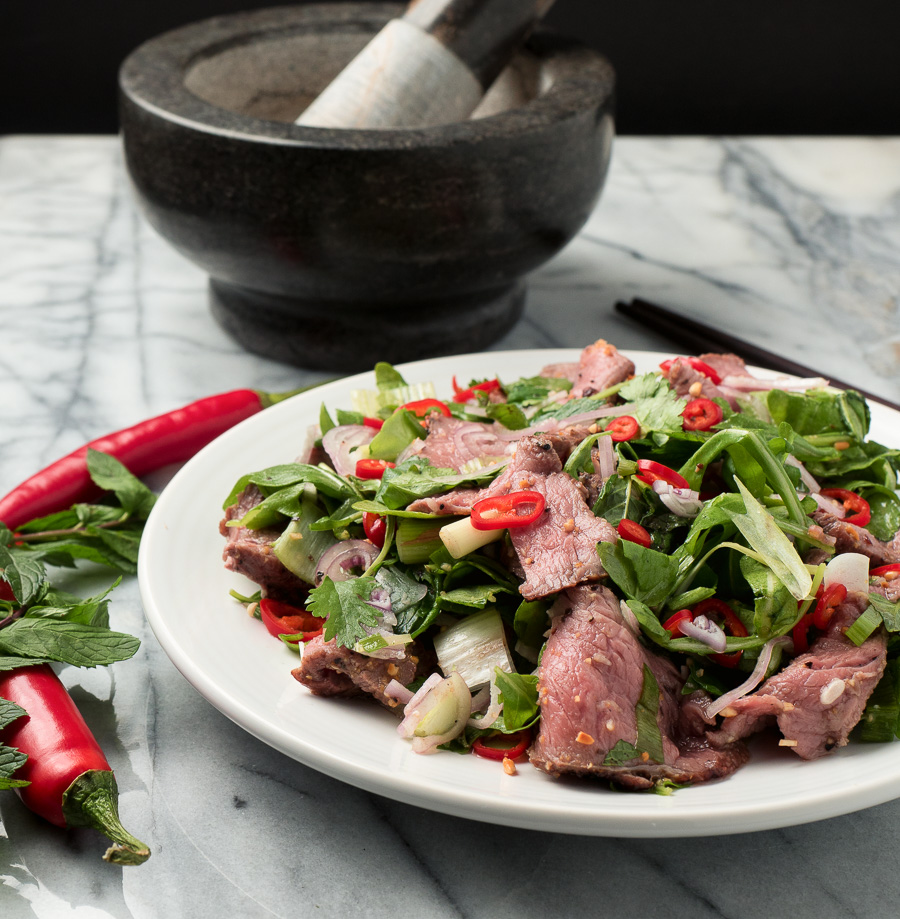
left=2, top=134, right=900, bottom=918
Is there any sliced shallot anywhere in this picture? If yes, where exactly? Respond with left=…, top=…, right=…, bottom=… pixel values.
left=651, top=480, right=703, bottom=517
left=315, top=540, right=379, bottom=585
left=321, top=424, right=376, bottom=476
left=708, top=637, right=789, bottom=718
left=680, top=614, right=728, bottom=653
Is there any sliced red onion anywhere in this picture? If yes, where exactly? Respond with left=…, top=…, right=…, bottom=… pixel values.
left=680, top=614, right=728, bottom=653
left=398, top=673, right=444, bottom=728
left=315, top=539, right=379, bottom=585
left=652, top=481, right=703, bottom=517
left=468, top=685, right=491, bottom=713
left=810, top=492, right=846, bottom=518
left=384, top=679, right=414, bottom=706
left=493, top=404, right=635, bottom=441
left=720, top=374, right=829, bottom=393
left=367, top=586, right=393, bottom=613
left=784, top=455, right=820, bottom=494
left=707, top=637, right=790, bottom=718
left=397, top=672, right=472, bottom=754
left=467, top=676, right=503, bottom=729
left=593, top=434, right=617, bottom=481
left=321, top=424, right=376, bottom=476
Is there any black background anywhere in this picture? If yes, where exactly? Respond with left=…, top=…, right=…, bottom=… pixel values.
left=2, top=0, right=898, bottom=135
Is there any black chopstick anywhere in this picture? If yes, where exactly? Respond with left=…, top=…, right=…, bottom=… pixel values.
left=615, top=298, right=900, bottom=413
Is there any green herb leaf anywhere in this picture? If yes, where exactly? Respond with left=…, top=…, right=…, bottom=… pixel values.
left=86, top=449, right=156, bottom=519
left=0, top=743, right=29, bottom=789
left=494, top=670, right=540, bottom=732
left=307, top=576, right=381, bottom=648
left=0, top=620, right=140, bottom=667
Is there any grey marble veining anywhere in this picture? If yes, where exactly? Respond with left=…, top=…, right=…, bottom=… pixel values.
left=2, top=135, right=900, bottom=919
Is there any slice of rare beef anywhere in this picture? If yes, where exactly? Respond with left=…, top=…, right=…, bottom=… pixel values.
left=711, top=594, right=887, bottom=759
left=220, top=486, right=307, bottom=601
left=415, top=416, right=513, bottom=473
left=529, top=586, right=749, bottom=789
left=569, top=340, right=635, bottom=399
left=812, top=509, right=900, bottom=567
left=293, top=636, right=432, bottom=712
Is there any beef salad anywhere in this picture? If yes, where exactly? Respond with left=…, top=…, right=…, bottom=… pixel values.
left=219, top=340, right=900, bottom=791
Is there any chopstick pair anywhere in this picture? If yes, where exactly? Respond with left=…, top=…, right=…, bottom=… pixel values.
left=614, top=298, right=900, bottom=413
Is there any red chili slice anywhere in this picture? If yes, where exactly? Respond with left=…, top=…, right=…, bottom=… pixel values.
left=616, top=518, right=652, bottom=548
left=398, top=398, right=452, bottom=418
left=259, top=598, right=321, bottom=639
left=453, top=377, right=502, bottom=402
left=692, top=598, right=748, bottom=668
left=792, top=612, right=815, bottom=655
left=470, top=491, right=545, bottom=531
left=811, top=582, right=847, bottom=630
left=471, top=729, right=532, bottom=761
left=682, top=398, right=723, bottom=432
left=819, top=487, right=871, bottom=527
left=355, top=458, right=396, bottom=479
left=871, top=563, right=900, bottom=579
left=662, top=609, right=693, bottom=635
left=604, top=415, right=640, bottom=442
left=362, top=511, right=387, bottom=548
left=634, top=459, right=690, bottom=490
left=659, top=357, right=722, bottom=385
left=363, top=416, right=384, bottom=430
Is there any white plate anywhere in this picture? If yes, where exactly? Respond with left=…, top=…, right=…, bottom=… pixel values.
left=138, top=349, right=900, bottom=837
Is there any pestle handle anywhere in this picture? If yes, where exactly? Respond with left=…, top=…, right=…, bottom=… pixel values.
left=295, top=0, right=558, bottom=130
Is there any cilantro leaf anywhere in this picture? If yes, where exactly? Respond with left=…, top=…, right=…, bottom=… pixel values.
left=307, top=576, right=382, bottom=648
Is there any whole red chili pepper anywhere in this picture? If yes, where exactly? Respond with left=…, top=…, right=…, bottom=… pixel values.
left=0, top=387, right=307, bottom=531
left=0, top=664, right=150, bottom=864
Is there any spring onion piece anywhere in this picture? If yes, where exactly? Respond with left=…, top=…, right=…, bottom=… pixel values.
left=272, top=490, right=339, bottom=584
left=433, top=608, right=513, bottom=689
left=351, top=381, right=437, bottom=417
left=439, top=516, right=504, bottom=559
left=397, top=672, right=472, bottom=754
left=823, top=552, right=869, bottom=595
left=396, top=517, right=447, bottom=564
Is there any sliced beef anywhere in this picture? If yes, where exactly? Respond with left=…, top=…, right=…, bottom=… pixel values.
left=220, top=487, right=307, bottom=601
left=540, top=361, right=580, bottom=383
left=569, top=340, right=635, bottom=399
left=665, top=358, right=736, bottom=408
left=415, top=416, right=513, bottom=473
left=292, top=636, right=432, bottom=713
left=529, top=586, right=749, bottom=789
left=698, top=352, right=748, bottom=380
left=812, top=509, right=900, bottom=567
left=711, top=594, right=887, bottom=759
left=406, top=488, right=485, bottom=516
left=484, top=437, right=617, bottom=600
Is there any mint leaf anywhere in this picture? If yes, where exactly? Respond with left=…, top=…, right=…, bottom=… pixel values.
left=0, top=543, right=46, bottom=606
left=0, top=743, right=29, bottom=789
left=86, top=449, right=156, bottom=519
left=0, top=697, right=27, bottom=730
left=307, top=576, right=381, bottom=648
left=0, top=620, right=140, bottom=667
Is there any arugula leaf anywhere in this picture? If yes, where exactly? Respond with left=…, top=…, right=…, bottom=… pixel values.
left=494, top=670, right=540, bottom=732
left=601, top=665, right=665, bottom=766
left=368, top=410, right=427, bottom=461
left=307, top=576, right=381, bottom=648
left=0, top=620, right=139, bottom=667
left=725, top=479, right=812, bottom=601
left=375, top=458, right=501, bottom=510
left=598, top=540, right=680, bottom=609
